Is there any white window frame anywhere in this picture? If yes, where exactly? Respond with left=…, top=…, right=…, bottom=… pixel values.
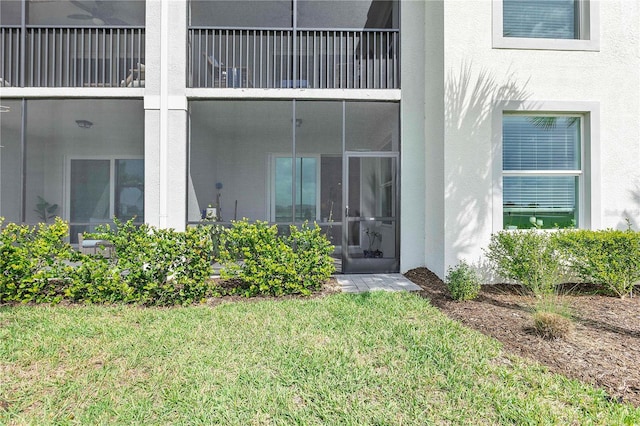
left=492, top=101, right=600, bottom=231
left=492, top=0, right=600, bottom=51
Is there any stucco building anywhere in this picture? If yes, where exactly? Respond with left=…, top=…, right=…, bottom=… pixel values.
left=1, top=0, right=639, bottom=278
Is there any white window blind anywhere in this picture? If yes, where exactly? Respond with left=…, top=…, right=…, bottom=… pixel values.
left=502, top=115, right=582, bottom=228
left=503, top=176, right=577, bottom=209
left=503, top=0, right=578, bottom=39
left=503, top=116, right=580, bottom=171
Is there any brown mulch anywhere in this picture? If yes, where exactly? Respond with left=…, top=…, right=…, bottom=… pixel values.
left=404, top=267, right=640, bottom=407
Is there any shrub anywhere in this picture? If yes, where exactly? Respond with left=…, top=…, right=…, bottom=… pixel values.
left=484, top=230, right=561, bottom=296
left=555, top=229, right=640, bottom=298
left=86, top=219, right=216, bottom=305
left=217, top=219, right=335, bottom=296
left=532, top=311, right=574, bottom=340
left=0, top=217, right=77, bottom=303
left=445, top=261, right=481, bottom=301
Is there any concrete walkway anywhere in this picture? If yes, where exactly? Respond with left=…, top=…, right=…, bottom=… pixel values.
left=336, top=274, right=422, bottom=293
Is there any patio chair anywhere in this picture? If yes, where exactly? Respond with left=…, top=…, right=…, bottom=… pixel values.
left=203, top=53, right=251, bottom=88
left=77, top=233, right=115, bottom=258
left=121, top=62, right=145, bottom=87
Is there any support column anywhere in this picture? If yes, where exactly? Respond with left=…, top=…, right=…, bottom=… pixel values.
left=144, top=0, right=188, bottom=230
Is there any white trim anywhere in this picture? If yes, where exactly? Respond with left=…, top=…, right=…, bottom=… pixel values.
left=492, top=101, right=600, bottom=232
left=492, top=0, right=600, bottom=51
left=186, top=88, right=401, bottom=101
left=0, top=88, right=144, bottom=98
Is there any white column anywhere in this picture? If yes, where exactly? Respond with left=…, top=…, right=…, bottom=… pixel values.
left=399, top=0, right=430, bottom=273
left=144, top=0, right=188, bottom=230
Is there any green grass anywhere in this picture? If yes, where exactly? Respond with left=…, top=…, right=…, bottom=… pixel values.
left=1, top=292, right=638, bottom=425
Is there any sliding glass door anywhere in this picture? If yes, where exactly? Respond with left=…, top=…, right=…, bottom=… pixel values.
left=69, top=158, right=144, bottom=241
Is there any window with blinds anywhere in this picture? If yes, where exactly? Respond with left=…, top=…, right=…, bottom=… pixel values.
left=503, top=0, right=579, bottom=39
left=502, top=115, right=582, bottom=229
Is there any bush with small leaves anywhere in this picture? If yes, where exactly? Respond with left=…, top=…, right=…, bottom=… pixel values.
left=0, top=217, right=77, bottom=303
left=555, top=228, right=640, bottom=298
left=484, top=230, right=562, bottom=297
left=86, top=219, right=216, bottom=305
left=445, top=261, right=481, bottom=301
left=217, top=219, right=335, bottom=296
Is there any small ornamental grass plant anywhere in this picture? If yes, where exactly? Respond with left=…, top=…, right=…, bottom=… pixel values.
left=532, top=310, right=575, bottom=340
left=445, top=261, right=481, bottom=301
left=531, top=294, right=575, bottom=340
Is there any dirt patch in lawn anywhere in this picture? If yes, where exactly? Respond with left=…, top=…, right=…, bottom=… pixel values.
left=404, top=267, right=640, bottom=407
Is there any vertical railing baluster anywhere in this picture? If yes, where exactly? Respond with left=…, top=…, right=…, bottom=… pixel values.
left=1, top=30, right=5, bottom=85
left=89, top=28, right=100, bottom=86
left=313, top=31, right=317, bottom=88
left=116, top=30, right=120, bottom=86
left=56, top=29, right=61, bottom=86
left=80, top=28, right=85, bottom=86
left=137, top=28, right=142, bottom=86
left=129, top=28, right=135, bottom=86
left=99, top=28, right=104, bottom=87
left=65, top=29, right=70, bottom=86
left=246, top=30, right=250, bottom=88
left=44, top=29, right=49, bottom=86
left=28, top=29, right=33, bottom=86
left=252, top=30, right=256, bottom=88
left=87, top=28, right=91, bottom=85
left=123, top=28, right=128, bottom=85
left=201, top=29, right=207, bottom=88
left=108, top=29, right=113, bottom=86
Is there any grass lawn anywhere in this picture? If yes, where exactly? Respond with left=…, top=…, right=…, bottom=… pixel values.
left=1, top=292, right=638, bottom=425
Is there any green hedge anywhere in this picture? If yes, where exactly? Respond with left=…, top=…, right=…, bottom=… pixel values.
left=217, top=219, right=335, bottom=296
left=555, top=229, right=640, bottom=298
left=485, top=228, right=640, bottom=298
left=83, top=219, right=216, bottom=305
left=0, top=217, right=336, bottom=304
left=0, top=217, right=78, bottom=303
left=0, top=218, right=216, bottom=305
left=484, top=230, right=562, bottom=296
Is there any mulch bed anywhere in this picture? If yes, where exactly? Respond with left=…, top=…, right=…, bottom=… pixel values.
left=404, top=267, right=640, bottom=406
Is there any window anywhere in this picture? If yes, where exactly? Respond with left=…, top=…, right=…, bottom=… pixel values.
left=272, top=155, right=319, bottom=222
left=493, top=0, right=599, bottom=50
left=502, top=115, right=582, bottom=229
left=69, top=157, right=144, bottom=241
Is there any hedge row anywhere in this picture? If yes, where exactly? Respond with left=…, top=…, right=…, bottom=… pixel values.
left=0, top=218, right=335, bottom=305
left=485, top=228, right=640, bottom=298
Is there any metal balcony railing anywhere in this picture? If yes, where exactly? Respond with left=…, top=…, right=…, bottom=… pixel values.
left=0, top=26, right=145, bottom=88
left=189, top=28, right=399, bottom=89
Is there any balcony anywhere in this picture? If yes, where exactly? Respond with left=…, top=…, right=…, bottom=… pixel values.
left=188, top=28, right=399, bottom=89
left=1, top=25, right=145, bottom=88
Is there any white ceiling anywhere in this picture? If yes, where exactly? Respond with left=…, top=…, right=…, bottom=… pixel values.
left=0, top=99, right=144, bottom=141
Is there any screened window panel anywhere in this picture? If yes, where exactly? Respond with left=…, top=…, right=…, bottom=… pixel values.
left=503, top=0, right=578, bottom=39
left=503, top=116, right=580, bottom=171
